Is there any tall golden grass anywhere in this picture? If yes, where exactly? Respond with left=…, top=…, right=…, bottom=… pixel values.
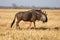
left=0, top=9, right=60, bottom=40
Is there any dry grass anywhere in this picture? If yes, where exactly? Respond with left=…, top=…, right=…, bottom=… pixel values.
left=0, top=9, right=60, bottom=40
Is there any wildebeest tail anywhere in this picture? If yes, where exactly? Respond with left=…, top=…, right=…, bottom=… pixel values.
left=11, top=15, right=16, bottom=28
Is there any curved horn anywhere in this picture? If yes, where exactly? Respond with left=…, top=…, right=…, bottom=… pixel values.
left=43, top=11, right=46, bottom=13
left=42, top=11, right=45, bottom=13
left=43, top=11, right=47, bottom=15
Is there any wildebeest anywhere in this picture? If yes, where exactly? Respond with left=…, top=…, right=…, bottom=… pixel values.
left=11, top=9, right=48, bottom=29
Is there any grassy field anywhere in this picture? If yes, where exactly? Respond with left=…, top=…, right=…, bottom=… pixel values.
left=0, top=9, right=60, bottom=40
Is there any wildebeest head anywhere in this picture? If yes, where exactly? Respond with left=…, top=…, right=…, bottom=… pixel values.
left=35, top=9, right=48, bottom=23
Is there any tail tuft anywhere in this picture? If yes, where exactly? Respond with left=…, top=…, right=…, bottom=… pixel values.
left=11, top=16, right=16, bottom=28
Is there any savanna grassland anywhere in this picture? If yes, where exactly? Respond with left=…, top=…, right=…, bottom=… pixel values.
left=0, top=9, right=60, bottom=40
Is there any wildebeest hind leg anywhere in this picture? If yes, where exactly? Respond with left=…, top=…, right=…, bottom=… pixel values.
left=16, top=20, right=20, bottom=29
left=33, top=22, right=36, bottom=28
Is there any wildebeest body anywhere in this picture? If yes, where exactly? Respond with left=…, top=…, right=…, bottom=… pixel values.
left=11, top=9, right=48, bottom=29
left=16, top=11, right=38, bottom=22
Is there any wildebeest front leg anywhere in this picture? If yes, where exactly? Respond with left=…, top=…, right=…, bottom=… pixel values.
left=16, top=20, right=20, bottom=29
